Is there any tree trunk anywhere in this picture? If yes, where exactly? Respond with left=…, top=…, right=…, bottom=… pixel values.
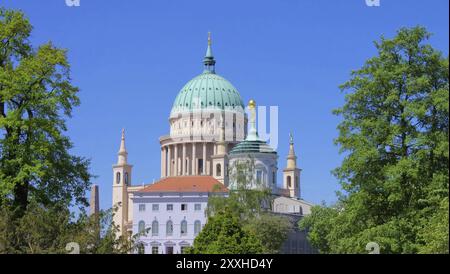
left=13, top=181, right=29, bottom=214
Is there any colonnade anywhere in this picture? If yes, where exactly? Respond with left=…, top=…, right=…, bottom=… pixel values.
left=161, top=142, right=214, bottom=177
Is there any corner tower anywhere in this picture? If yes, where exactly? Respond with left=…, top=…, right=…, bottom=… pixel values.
left=283, top=134, right=301, bottom=198
left=211, top=116, right=229, bottom=185
left=112, top=129, right=133, bottom=237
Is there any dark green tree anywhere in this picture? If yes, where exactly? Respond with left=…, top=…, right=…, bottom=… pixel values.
left=0, top=201, right=144, bottom=254
left=0, top=7, right=91, bottom=213
left=244, top=213, right=292, bottom=254
left=187, top=207, right=264, bottom=254
left=300, top=26, right=449, bottom=253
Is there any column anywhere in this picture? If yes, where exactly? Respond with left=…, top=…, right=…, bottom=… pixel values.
left=161, top=146, right=166, bottom=178
left=192, top=143, right=196, bottom=175
left=186, top=157, right=190, bottom=175
left=174, top=144, right=178, bottom=176
left=202, top=142, right=207, bottom=175
left=167, top=145, right=172, bottom=177
left=182, top=143, right=186, bottom=175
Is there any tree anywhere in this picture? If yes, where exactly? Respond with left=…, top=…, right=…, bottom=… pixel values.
left=244, top=213, right=292, bottom=254
left=0, top=7, right=92, bottom=213
left=0, top=201, right=143, bottom=254
left=187, top=207, right=264, bottom=254
left=0, top=7, right=104, bottom=254
left=207, top=158, right=272, bottom=219
left=205, top=158, right=291, bottom=253
left=298, top=203, right=340, bottom=253
left=300, top=26, right=449, bottom=254
left=417, top=197, right=449, bottom=253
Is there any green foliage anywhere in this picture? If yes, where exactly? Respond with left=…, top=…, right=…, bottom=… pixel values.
left=0, top=7, right=115, bottom=254
left=186, top=207, right=265, bottom=254
left=417, top=197, right=449, bottom=253
left=298, top=204, right=339, bottom=253
left=244, top=213, right=292, bottom=253
left=300, top=26, right=449, bottom=254
left=0, top=7, right=92, bottom=211
left=207, top=158, right=272, bottom=219
left=0, top=200, right=70, bottom=253
left=0, top=201, right=139, bottom=254
left=201, top=159, right=291, bottom=253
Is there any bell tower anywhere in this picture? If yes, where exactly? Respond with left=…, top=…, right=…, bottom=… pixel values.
left=283, top=133, right=301, bottom=198
left=112, top=129, right=133, bottom=237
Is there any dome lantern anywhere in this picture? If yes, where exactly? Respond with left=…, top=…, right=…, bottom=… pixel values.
left=170, top=34, right=245, bottom=117
left=203, top=32, right=216, bottom=73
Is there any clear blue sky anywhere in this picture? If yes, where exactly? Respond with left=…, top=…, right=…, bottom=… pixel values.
left=2, top=0, right=448, bottom=210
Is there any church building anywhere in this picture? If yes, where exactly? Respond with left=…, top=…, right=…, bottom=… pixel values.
left=111, top=33, right=314, bottom=253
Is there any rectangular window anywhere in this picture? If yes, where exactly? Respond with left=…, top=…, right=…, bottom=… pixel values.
left=181, top=204, right=188, bottom=211
left=152, top=246, right=158, bottom=254
left=166, top=204, right=173, bottom=211
left=138, top=204, right=146, bottom=212
left=194, top=204, right=201, bottom=211
left=152, top=204, right=159, bottom=211
left=198, top=159, right=203, bottom=174
left=180, top=246, right=188, bottom=254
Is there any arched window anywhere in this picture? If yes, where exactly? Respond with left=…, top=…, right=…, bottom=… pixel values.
left=116, top=172, right=121, bottom=184
left=295, top=176, right=299, bottom=188
left=166, top=220, right=173, bottom=236
left=287, top=176, right=292, bottom=188
left=180, top=220, right=187, bottom=236
left=273, top=171, right=276, bottom=185
left=216, top=164, right=221, bottom=177
left=152, top=220, right=159, bottom=236
left=124, top=172, right=129, bottom=185
left=138, top=221, right=145, bottom=234
left=194, top=220, right=201, bottom=236
left=256, top=170, right=263, bottom=185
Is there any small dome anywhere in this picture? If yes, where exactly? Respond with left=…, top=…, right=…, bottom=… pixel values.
left=170, top=71, right=245, bottom=117
left=229, top=99, right=275, bottom=155
left=229, top=139, right=276, bottom=155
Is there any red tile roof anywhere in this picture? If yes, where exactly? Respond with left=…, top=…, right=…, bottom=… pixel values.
left=140, top=176, right=228, bottom=193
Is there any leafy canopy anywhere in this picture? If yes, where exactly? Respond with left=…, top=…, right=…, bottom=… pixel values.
left=300, top=26, right=449, bottom=254
left=0, top=7, right=91, bottom=212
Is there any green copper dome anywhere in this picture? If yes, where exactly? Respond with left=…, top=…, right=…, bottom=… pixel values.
left=170, top=33, right=244, bottom=116
left=170, top=71, right=244, bottom=116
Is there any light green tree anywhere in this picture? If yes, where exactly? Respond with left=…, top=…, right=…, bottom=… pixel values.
left=0, top=7, right=91, bottom=214
left=0, top=7, right=143, bottom=254
left=300, top=26, right=449, bottom=254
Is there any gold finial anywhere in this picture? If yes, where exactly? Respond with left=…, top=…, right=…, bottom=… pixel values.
left=248, top=99, right=256, bottom=109
left=208, top=32, right=211, bottom=46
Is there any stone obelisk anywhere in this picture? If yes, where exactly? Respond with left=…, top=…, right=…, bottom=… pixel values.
left=90, top=184, right=100, bottom=216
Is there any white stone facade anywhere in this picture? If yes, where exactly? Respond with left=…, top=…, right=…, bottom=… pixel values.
left=131, top=191, right=226, bottom=254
